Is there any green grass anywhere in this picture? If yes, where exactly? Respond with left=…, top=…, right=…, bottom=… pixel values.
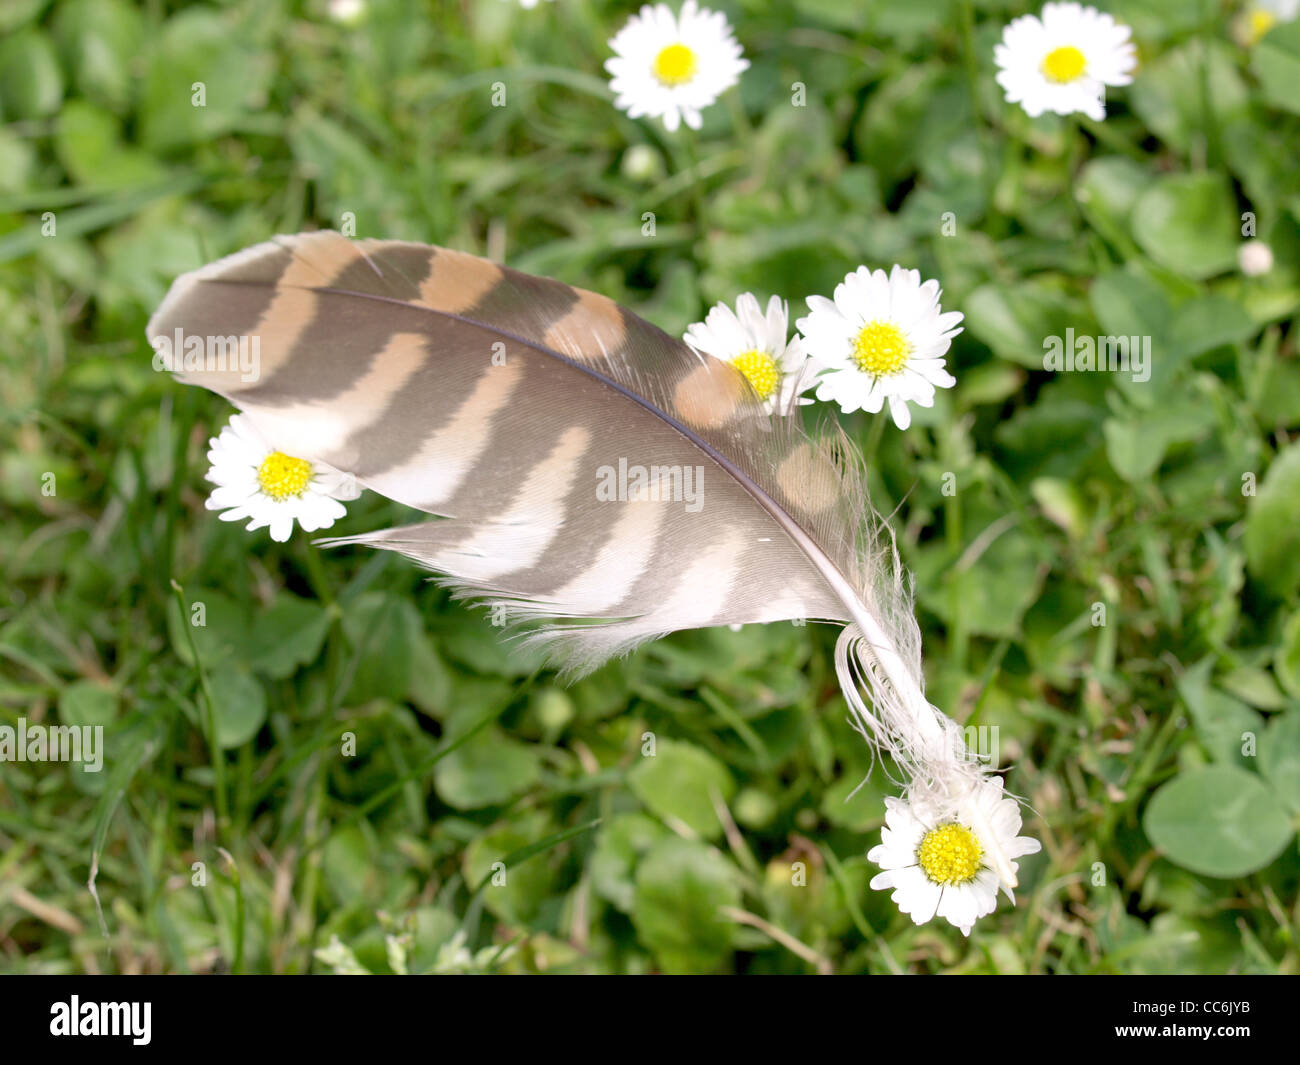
left=2, top=0, right=1300, bottom=974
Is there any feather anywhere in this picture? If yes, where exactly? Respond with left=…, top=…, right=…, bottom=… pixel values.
left=147, top=231, right=1009, bottom=884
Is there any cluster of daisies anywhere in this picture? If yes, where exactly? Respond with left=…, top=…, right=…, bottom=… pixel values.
left=211, top=0, right=1300, bottom=936
left=685, top=266, right=962, bottom=432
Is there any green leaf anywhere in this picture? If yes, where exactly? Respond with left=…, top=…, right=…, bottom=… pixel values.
left=963, top=282, right=1083, bottom=369
left=853, top=64, right=946, bottom=190
left=406, top=630, right=455, bottom=718
left=286, top=109, right=419, bottom=232
left=792, top=0, right=862, bottom=31
left=995, top=390, right=1106, bottom=478
left=58, top=679, right=118, bottom=730
left=1217, top=666, right=1287, bottom=711
left=429, top=601, right=546, bottom=677
left=52, top=0, right=142, bottom=112
left=87, top=715, right=165, bottom=886
left=1089, top=269, right=1172, bottom=341
left=1030, top=477, right=1088, bottom=541
left=207, top=667, right=268, bottom=750
left=1167, top=296, right=1258, bottom=359
left=1274, top=612, right=1300, bottom=699
left=1177, top=659, right=1264, bottom=766
left=0, top=127, right=36, bottom=193
left=1076, top=156, right=1149, bottom=244
left=589, top=813, right=669, bottom=913
left=321, top=825, right=379, bottom=906
left=248, top=595, right=331, bottom=680
left=140, top=9, right=272, bottom=150
left=167, top=590, right=248, bottom=669
left=433, top=728, right=541, bottom=810
left=939, top=530, right=1046, bottom=639
left=341, top=593, right=419, bottom=702
left=463, top=812, right=559, bottom=924
left=632, top=838, right=740, bottom=973
left=55, top=101, right=167, bottom=189
left=1103, top=396, right=1217, bottom=483
left=0, top=0, right=51, bottom=34
left=820, top=761, right=889, bottom=831
left=956, top=362, right=1024, bottom=408
left=1144, top=766, right=1293, bottom=878
left=1245, top=443, right=1300, bottom=597
left=1128, top=41, right=1248, bottom=153
left=1252, top=20, right=1300, bottom=116
left=1260, top=712, right=1300, bottom=813
left=628, top=739, right=736, bottom=840
left=1131, top=174, right=1241, bottom=280
left=1107, top=0, right=1208, bottom=39
left=0, top=30, right=63, bottom=120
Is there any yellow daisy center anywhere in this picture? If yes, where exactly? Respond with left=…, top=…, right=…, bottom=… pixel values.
left=256, top=451, right=313, bottom=501
left=852, top=320, right=912, bottom=377
left=1041, top=45, right=1087, bottom=83
left=1247, top=9, right=1277, bottom=44
left=731, top=349, right=781, bottom=400
left=653, top=43, right=698, bottom=87
left=917, top=823, right=984, bottom=885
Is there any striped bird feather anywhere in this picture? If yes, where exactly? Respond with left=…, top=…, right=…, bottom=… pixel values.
left=147, top=231, right=1010, bottom=882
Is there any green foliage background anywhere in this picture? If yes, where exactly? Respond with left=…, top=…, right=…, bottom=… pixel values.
left=2, top=0, right=1300, bottom=974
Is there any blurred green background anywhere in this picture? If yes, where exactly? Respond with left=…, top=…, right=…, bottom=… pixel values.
left=2, top=0, right=1300, bottom=974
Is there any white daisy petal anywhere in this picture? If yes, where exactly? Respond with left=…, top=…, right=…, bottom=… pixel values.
left=889, top=395, right=912, bottom=430
left=269, top=515, right=294, bottom=543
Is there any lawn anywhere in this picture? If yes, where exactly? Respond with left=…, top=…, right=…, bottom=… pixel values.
left=2, top=0, right=1299, bottom=975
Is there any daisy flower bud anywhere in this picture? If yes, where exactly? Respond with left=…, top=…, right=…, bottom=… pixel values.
left=621, top=143, right=666, bottom=183
left=605, top=1, right=749, bottom=132
left=684, top=293, right=819, bottom=414
left=1238, top=240, right=1274, bottom=277
left=796, top=265, right=962, bottom=430
left=994, top=2, right=1137, bottom=121
left=204, top=414, right=361, bottom=543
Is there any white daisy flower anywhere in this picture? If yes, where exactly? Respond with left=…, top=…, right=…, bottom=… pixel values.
left=605, top=0, right=749, bottom=132
left=1238, top=0, right=1299, bottom=45
left=795, top=265, right=962, bottom=430
left=683, top=293, right=818, bottom=414
left=868, top=777, right=1041, bottom=936
left=203, top=414, right=360, bottom=543
left=994, top=2, right=1137, bottom=122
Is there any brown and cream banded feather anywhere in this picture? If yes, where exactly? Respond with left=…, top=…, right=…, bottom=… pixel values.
left=148, top=231, right=1013, bottom=883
